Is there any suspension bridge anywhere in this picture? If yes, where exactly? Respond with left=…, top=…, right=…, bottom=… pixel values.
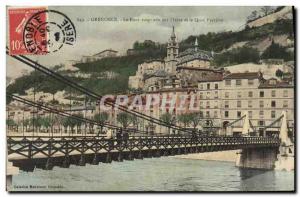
left=6, top=48, right=289, bottom=174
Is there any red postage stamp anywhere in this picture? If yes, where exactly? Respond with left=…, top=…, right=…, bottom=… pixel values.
left=8, top=7, right=47, bottom=55
left=8, top=7, right=76, bottom=55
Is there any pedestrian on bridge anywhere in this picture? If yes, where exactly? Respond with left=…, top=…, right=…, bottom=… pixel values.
left=123, top=131, right=129, bottom=148
left=116, top=129, right=122, bottom=146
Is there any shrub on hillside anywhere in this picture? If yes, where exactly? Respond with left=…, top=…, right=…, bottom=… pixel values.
left=212, top=46, right=260, bottom=67
left=261, top=41, right=294, bottom=61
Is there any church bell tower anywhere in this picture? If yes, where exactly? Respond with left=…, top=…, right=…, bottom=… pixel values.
left=165, top=26, right=179, bottom=74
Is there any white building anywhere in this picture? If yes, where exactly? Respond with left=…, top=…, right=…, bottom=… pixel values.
left=197, top=71, right=294, bottom=136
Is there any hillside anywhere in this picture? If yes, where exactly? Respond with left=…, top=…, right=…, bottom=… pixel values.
left=7, top=17, right=294, bottom=102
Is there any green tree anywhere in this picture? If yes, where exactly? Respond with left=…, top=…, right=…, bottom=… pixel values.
left=261, top=41, right=293, bottom=61
left=177, top=113, right=191, bottom=129
left=189, top=112, right=202, bottom=131
left=67, top=116, right=77, bottom=134
left=117, top=112, right=132, bottom=129
left=22, top=119, right=30, bottom=132
left=94, top=112, right=109, bottom=135
left=129, top=115, right=140, bottom=132
left=213, top=46, right=260, bottom=67
left=160, top=112, right=175, bottom=134
left=6, top=119, right=16, bottom=130
left=276, top=69, right=284, bottom=78
left=62, top=117, right=69, bottom=133
left=41, top=116, right=51, bottom=133
left=88, top=122, right=94, bottom=134
left=75, top=113, right=84, bottom=134
left=31, top=116, right=43, bottom=133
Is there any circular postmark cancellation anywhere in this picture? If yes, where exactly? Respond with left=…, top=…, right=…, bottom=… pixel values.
left=23, top=10, right=76, bottom=54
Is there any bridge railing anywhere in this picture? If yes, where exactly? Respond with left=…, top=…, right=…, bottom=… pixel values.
left=7, top=136, right=280, bottom=160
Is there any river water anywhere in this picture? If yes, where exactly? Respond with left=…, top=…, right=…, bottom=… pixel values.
left=11, top=157, right=294, bottom=192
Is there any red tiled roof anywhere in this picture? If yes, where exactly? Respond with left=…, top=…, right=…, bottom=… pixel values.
left=198, top=74, right=223, bottom=82
left=258, top=79, right=293, bottom=89
left=223, top=72, right=261, bottom=80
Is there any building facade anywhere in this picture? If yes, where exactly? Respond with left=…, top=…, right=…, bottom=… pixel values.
left=197, top=72, right=294, bottom=136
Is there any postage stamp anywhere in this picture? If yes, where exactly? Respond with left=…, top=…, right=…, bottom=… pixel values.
left=8, top=7, right=47, bottom=55
left=8, top=7, right=76, bottom=55
left=6, top=6, right=295, bottom=192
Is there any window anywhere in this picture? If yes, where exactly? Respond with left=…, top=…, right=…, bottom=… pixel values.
left=215, top=84, right=218, bottom=89
left=237, top=101, right=241, bottom=108
left=205, top=120, right=210, bottom=126
left=225, top=92, right=229, bottom=98
left=248, top=91, right=253, bottom=97
left=283, top=100, right=288, bottom=108
left=214, top=91, right=218, bottom=98
left=199, top=101, right=203, bottom=109
left=225, top=111, right=229, bottom=118
left=259, top=100, right=264, bottom=108
left=271, top=111, right=276, bottom=118
left=225, top=101, right=229, bottom=108
left=248, top=111, right=253, bottom=119
left=225, top=80, right=231, bottom=86
left=237, top=111, right=241, bottom=118
left=259, top=111, right=264, bottom=116
left=206, top=111, right=210, bottom=118
left=271, top=101, right=276, bottom=107
left=199, top=111, right=203, bottom=118
left=258, top=121, right=265, bottom=126
left=283, top=90, right=288, bottom=97
left=199, top=84, right=203, bottom=90
left=260, top=91, right=264, bottom=97
left=248, top=79, right=254, bottom=85
left=214, top=101, right=218, bottom=108
left=237, top=92, right=242, bottom=98
left=271, top=90, right=276, bottom=97
left=236, top=79, right=242, bottom=86
left=248, top=100, right=252, bottom=108
left=200, top=92, right=203, bottom=99
left=206, top=101, right=210, bottom=108
left=207, top=83, right=210, bottom=90
left=206, top=92, right=210, bottom=99
left=214, top=111, right=218, bottom=118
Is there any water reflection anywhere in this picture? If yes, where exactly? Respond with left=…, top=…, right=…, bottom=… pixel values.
left=239, top=168, right=269, bottom=180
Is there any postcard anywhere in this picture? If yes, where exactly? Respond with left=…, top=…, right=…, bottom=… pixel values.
left=6, top=6, right=295, bottom=192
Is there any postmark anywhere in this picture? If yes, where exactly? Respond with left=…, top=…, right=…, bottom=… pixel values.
left=9, top=8, right=76, bottom=55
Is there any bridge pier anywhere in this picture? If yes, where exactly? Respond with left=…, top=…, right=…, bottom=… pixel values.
left=62, top=155, right=70, bottom=168
left=105, top=152, right=112, bottom=163
left=137, top=151, right=143, bottom=159
left=184, top=147, right=188, bottom=154
left=155, top=149, right=161, bottom=157
left=45, top=158, right=53, bottom=170
left=170, top=148, right=175, bottom=156
left=128, top=151, right=134, bottom=160
left=92, top=154, right=99, bottom=165
left=236, top=111, right=294, bottom=170
left=177, top=148, right=181, bottom=155
left=117, top=152, right=123, bottom=162
left=78, top=155, right=86, bottom=166
left=236, top=147, right=278, bottom=169
left=163, top=149, right=168, bottom=156
left=147, top=150, right=153, bottom=158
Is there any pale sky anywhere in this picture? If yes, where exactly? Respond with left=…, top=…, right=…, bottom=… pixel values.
left=6, top=6, right=261, bottom=79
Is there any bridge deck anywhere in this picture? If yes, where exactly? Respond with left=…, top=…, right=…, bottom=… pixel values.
left=7, top=136, right=280, bottom=171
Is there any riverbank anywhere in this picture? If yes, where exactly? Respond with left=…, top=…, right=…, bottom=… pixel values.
left=174, top=150, right=240, bottom=162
